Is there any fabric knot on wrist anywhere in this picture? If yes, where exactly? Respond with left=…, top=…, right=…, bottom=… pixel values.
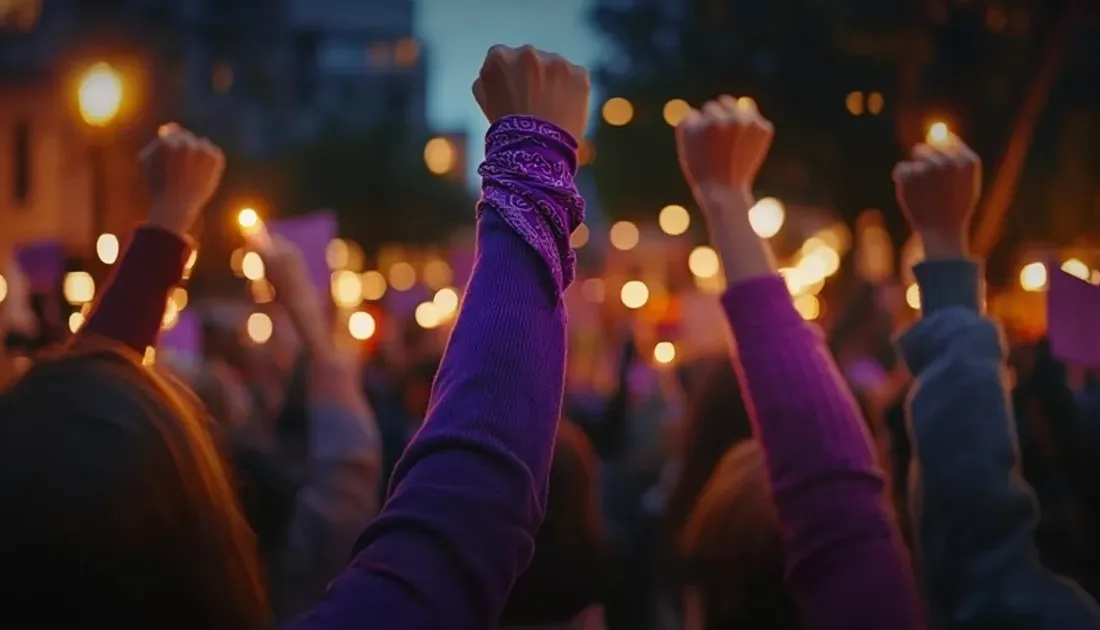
left=477, top=115, right=586, bottom=293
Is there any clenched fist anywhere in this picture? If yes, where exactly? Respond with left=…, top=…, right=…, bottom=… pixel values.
left=141, top=123, right=225, bottom=236
left=472, top=45, right=590, bottom=140
left=893, top=135, right=981, bottom=255
left=676, top=96, right=774, bottom=194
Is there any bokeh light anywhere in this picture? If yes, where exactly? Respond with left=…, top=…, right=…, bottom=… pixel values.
left=361, top=270, right=387, bottom=300
left=348, top=311, right=377, bottom=341
left=63, top=271, right=95, bottom=304
left=1061, top=258, right=1090, bottom=281
left=331, top=270, right=362, bottom=308
left=793, top=294, right=821, bottom=320
left=748, top=198, right=785, bottom=238
left=241, top=251, right=265, bottom=281
left=609, top=221, right=640, bottom=251
left=602, top=97, right=634, bottom=126
left=653, top=341, right=676, bottom=365
left=389, top=262, right=416, bottom=291
left=620, top=280, right=650, bottom=309
left=663, top=99, right=691, bottom=126
left=688, top=246, right=720, bottom=278
left=1019, top=262, right=1047, bottom=292
left=246, top=312, right=273, bottom=344
left=96, top=233, right=119, bottom=264
left=415, top=301, right=442, bottom=329
left=658, top=205, right=690, bottom=236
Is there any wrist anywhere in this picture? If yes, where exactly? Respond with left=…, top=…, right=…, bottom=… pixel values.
left=919, top=229, right=970, bottom=260
left=693, top=182, right=754, bottom=210
left=148, top=203, right=197, bottom=237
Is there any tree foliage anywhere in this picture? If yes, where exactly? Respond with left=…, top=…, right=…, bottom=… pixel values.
left=283, top=116, right=474, bottom=251
left=588, top=0, right=1092, bottom=256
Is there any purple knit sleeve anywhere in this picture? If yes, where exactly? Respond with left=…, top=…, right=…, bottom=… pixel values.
left=720, top=276, right=923, bottom=630
left=282, top=116, right=582, bottom=630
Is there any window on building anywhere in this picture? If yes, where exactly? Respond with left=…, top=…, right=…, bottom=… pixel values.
left=319, top=37, right=369, bottom=73
left=12, top=119, right=31, bottom=206
left=367, top=41, right=392, bottom=70
left=393, top=38, right=420, bottom=68
left=212, top=62, right=234, bottom=93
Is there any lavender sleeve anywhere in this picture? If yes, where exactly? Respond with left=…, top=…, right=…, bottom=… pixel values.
left=720, top=277, right=923, bottom=630
left=283, top=116, right=583, bottom=630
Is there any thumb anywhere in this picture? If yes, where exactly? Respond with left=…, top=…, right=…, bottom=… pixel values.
left=472, top=79, right=489, bottom=116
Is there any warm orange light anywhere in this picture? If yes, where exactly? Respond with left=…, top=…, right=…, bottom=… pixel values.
left=77, top=62, right=123, bottom=127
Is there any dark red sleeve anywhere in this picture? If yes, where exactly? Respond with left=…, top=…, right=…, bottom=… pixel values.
left=77, top=226, right=192, bottom=353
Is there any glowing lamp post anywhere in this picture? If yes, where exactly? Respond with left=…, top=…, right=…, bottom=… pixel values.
left=77, top=63, right=123, bottom=128
left=77, top=62, right=124, bottom=257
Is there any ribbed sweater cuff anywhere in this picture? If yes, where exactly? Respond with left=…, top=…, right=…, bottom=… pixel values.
left=720, top=274, right=803, bottom=336
left=913, top=259, right=983, bottom=314
left=897, top=309, right=1002, bottom=376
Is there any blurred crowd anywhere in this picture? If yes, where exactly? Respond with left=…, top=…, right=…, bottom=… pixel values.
left=0, top=44, right=1098, bottom=630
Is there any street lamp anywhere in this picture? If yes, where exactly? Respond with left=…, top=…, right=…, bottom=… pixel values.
left=77, top=62, right=123, bottom=127
left=77, top=62, right=124, bottom=258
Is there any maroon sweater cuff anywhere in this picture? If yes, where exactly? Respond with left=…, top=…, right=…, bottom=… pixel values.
left=79, top=225, right=192, bottom=353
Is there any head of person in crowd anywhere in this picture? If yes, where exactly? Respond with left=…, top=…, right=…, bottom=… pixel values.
left=1013, top=338, right=1100, bottom=594
left=499, top=420, right=610, bottom=628
left=662, top=355, right=754, bottom=570
left=0, top=339, right=269, bottom=628
left=192, top=360, right=299, bottom=567
left=679, top=440, right=799, bottom=630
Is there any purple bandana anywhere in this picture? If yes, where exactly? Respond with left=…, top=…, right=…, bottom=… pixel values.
left=477, top=115, right=585, bottom=293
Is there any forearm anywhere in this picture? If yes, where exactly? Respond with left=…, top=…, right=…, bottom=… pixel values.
left=720, top=278, right=921, bottom=630
left=900, top=261, right=1099, bottom=627
left=694, top=184, right=775, bottom=285
left=79, top=226, right=190, bottom=353
left=273, top=405, right=380, bottom=621
left=292, top=116, right=581, bottom=630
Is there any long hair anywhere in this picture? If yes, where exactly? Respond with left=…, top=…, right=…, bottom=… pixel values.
left=0, top=339, right=269, bottom=628
left=661, top=356, right=754, bottom=592
left=679, top=440, right=799, bottom=629
left=500, top=420, right=610, bottom=626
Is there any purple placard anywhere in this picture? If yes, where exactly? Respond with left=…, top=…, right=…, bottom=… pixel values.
left=1048, top=268, right=1100, bottom=368
left=16, top=241, right=65, bottom=293
left=270, top=211, right=338, bottom=294
left=159, top=310, right=203, bottom=358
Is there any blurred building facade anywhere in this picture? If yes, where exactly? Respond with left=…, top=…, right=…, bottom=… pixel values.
left=0, top=0, right=428, bottom=252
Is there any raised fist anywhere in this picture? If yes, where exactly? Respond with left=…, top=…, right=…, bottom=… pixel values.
left=676, top=96, right=774, bottom=193
left=472, top=45, right=590, bottom=140
left=893, top=135, right=981, bottom=244
left=259, top=236, right=312, bottom=307
left=141, top=123, right=225, bottom=236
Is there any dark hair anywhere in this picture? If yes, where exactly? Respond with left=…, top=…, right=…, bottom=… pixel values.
left=661, top=356, right=754, bottom=588
left=1013, top=339, right=1100, bottom=594
left=680, top=440, right=799, bottom=629
left=499, top=420, right=609, bottom=625
left=0, top=340, right=269, bottom=628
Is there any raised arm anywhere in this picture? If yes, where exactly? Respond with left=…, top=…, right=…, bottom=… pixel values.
left=893, top=135, right=1099, bottom=629
left=79, top=125, right=224, bottom=353
left=257, top=238, right=381, bottom=621
left=284, top=46, right=589, bottom=630
left=675, top=98, right=922, bottom=630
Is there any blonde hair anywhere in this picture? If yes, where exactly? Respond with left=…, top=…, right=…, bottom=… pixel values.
left=679, top=440, right=798, bottom=629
